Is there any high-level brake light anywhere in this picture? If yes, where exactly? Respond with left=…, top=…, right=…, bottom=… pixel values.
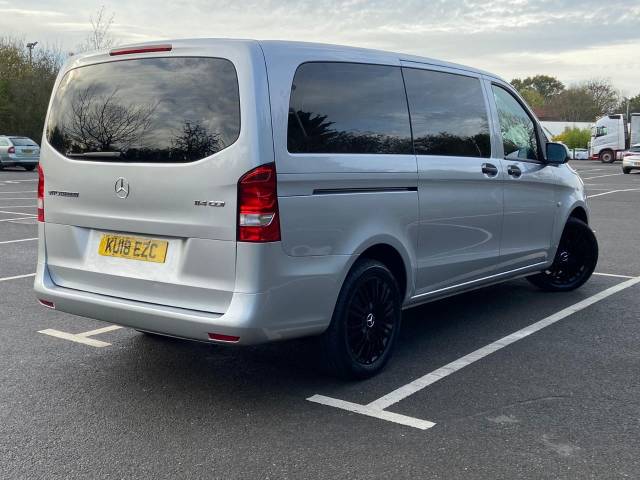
left=109, top=44, right=172, bottom=56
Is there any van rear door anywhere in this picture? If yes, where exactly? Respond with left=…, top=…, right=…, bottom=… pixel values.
left=41, top=43, right=272, bottom=313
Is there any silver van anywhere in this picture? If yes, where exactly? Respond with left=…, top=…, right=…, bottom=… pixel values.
left=35, top=39, right=598, bottom=378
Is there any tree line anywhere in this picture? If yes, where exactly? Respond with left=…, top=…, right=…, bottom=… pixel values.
left=511, top=74, right=640, bottom=122
left=0, top=7, right=115, bottom=142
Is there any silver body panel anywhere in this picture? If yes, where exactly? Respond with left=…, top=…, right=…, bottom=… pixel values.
left=35, top=39, right=589, bottom=345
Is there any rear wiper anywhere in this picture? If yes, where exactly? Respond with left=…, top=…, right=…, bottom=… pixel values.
left=67, top=151, right=122, bottom=158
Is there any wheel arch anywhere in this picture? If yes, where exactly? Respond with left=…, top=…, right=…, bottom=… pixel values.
left=568, top=205, right=588, bottom=225
left=341, top=236, right=415, bottom=302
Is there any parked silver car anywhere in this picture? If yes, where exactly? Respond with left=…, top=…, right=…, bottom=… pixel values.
left=34, top=39, right=598, bottom=378
left=0, top=136, right=40, bottom=170
left=622, top=144, right=640, bottom=174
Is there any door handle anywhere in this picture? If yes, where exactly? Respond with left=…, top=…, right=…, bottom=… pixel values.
left=507, top=165, right=522, bottom=178
left=481, top=163, right=499, bottom=177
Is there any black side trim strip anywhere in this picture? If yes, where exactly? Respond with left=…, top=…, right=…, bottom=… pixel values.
left=313, top=187, right=417, bottom=195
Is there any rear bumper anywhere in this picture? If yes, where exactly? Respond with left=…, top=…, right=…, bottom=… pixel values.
left=34, top=227, right=346, bottom=345
left=0, top=155, right=39, bottom=166
left=35, top=263, right=329, bottom=345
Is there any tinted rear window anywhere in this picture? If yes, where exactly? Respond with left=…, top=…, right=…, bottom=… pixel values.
left=10, top=137, right=38, bottom=146
left=287, top=62, right=412, bottom=154
left=403, top=68, right=491, bottom=158
left=46, top=57, right=240, bottom=163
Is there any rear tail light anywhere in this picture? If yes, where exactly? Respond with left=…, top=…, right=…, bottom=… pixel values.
left=237, top=163, right=281, bottom=242
left=109, top=44, right=172, bottom=56
left=37, top=164, right=44, bottom=222
left=7, top=146, right=15, bottom=154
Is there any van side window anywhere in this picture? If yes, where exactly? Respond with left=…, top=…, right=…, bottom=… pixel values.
left=287, top=62, right=412, bottom=154
left=0, top=138, right=9, bottom=146
left=402, top=68, right=491, bottom=158
left=492, top=85, right=539, bottom=161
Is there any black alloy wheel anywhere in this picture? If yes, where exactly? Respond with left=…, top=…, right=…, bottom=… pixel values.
left=321, top=258, right=402, bottom=379
left=528, top=217, right=598, bottom=292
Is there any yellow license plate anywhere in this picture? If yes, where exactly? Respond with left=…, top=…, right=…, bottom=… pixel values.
left=98, top=234, right=168, bottom=263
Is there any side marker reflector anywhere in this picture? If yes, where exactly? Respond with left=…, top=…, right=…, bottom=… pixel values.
left=208, top=333, right=240, bottom=343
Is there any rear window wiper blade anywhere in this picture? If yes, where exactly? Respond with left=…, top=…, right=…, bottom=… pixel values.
left=67, top=151, right=122, bottom=158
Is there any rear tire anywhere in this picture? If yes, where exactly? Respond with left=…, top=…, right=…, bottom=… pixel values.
left=528, top=217, right=598, bottom=292
left=623, top=168, right=631, bottom=174
left=320, top=258, right=402, bottom=379
left=23, top=164, right=36, bottom=171
left=599, top=150, right=615, bottom=163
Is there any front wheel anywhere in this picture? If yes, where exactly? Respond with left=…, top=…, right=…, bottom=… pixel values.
left=23, top=164, right=36, bottom=171
left=320, top=259, right=402, bottom=379
left=600, top=150, right=615, bottom=163
left=623, top=168, right=631, bottom=174
left=528, top=217, right=598, bottom=292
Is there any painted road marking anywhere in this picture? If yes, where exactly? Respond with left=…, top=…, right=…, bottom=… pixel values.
left=0, top=273, right=36, bottom=282
left=38, top=325, right=123, bottom=348
left=0, top=216, right=36, bottom=222
left=0, top=190, right=36, bottom=194
left=0, top=197, right=36, bottom=200
left=582, top=173, right=624, bottom=180
left=0, top=238, right=37, bottom=245
left=0, top=210, right=36, bottom=216
left=594, top=272, right=635, bottom=279
left=1, top=179, right=37, bottom=183
left=308, top=276, right=640, bottom=430
left=587, top=188, right=640, bottom=198
left=0, top=205, right=37, bottom=208
left=307, top=395, right=435, bottom=430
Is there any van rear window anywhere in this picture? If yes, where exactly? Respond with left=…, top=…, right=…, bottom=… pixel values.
left=46, top=57, right=240, bottom=163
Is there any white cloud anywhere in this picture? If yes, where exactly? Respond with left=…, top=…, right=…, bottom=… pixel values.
left=1, top=0, right=639, bottom=93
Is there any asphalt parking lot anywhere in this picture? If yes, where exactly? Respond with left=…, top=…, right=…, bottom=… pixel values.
left=1, top=162, right=639, bottom=479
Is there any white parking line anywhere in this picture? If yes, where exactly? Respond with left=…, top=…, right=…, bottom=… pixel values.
left=38, top=325, right=123, bottom=348
left=582, top=173, right=624, bottom=180
left=0, top=205, right=37, bottom=208
left=1, top=179, right=37, bottom=183
left=0, top=197, right=35, bottom=200
left=0, top=210, right=37, bottom=216
left=0, top=238, right=37, bottom=245
left=0, top=273, right=36, bottom=282
left=587, top=188, right=640, bottom=198
left=594, top=272, right=635, bottom=279
left=309, top=276, right=640, bottom=430
left=0, top=191, right=36, bottom=194
left=0, top=216, right=36, bottom=222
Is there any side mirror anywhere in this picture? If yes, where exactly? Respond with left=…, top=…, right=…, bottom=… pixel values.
left=546, top=142, right=569, bottom=164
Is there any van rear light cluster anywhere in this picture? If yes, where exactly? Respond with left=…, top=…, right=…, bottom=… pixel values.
left=37, top=164, right=44, bottom=222
left=237, top=163, right=281, bottom=242
left=7, top=146, right=15, bottom=154
left=109, top=44, right=172, bottom=56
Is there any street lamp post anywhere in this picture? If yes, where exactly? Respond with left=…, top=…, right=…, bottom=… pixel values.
left=26, top=41, right=38, bottom=63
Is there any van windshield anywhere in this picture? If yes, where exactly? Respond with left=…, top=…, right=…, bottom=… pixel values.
left=46, top=57, right=240, bottom=163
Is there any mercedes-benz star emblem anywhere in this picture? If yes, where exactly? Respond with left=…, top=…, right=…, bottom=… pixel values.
left=114, top=177, right=129, bottom=199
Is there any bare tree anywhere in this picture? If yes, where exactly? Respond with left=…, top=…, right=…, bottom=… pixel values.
left=76, top=6, right=116, bottom=53
left=66, top=86, right=156, bottom=152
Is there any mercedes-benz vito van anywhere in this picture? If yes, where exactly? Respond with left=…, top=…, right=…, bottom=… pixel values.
left=35, top=39, right=598, bottom=378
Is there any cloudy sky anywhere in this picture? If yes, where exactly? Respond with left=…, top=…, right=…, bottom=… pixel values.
left=3, top=0, right=640, bottom=95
